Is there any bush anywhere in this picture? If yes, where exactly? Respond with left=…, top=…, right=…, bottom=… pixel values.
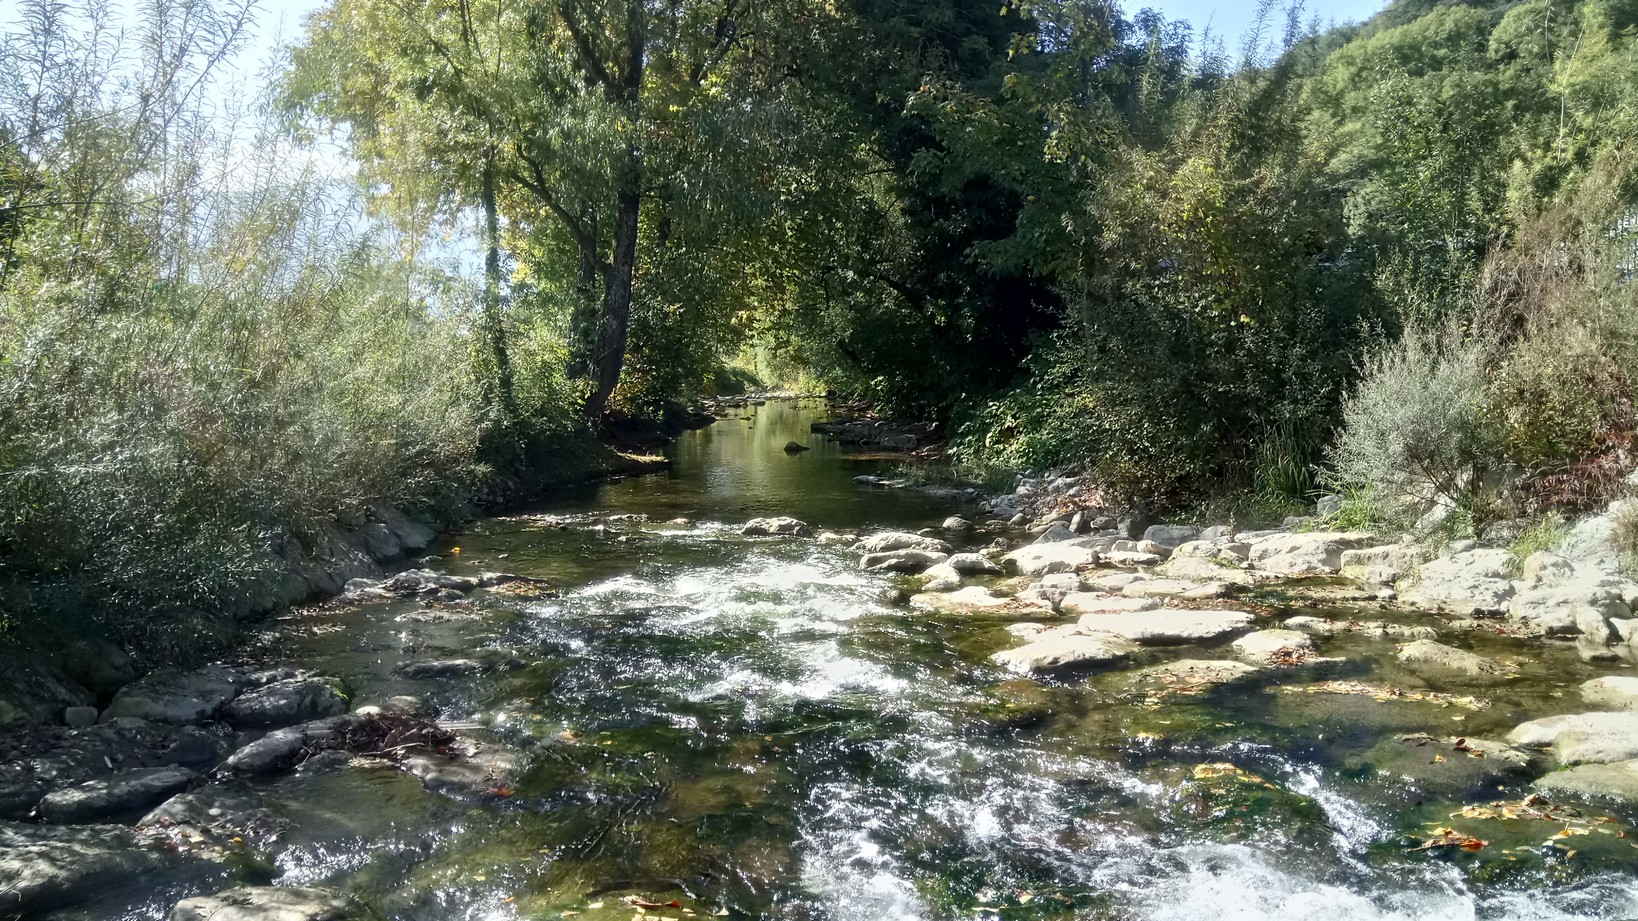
left=1327, top=321, right=1509, bottom=529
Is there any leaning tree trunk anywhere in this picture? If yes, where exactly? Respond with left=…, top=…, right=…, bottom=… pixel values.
left=582, top=167, right=640, bottom=423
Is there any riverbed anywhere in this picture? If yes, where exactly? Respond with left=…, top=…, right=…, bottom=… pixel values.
left=39, top=399, right=1638, bottom=920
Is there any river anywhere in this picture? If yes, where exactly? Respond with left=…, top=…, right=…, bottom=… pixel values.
left=70, top=399, right=1638, bottom=920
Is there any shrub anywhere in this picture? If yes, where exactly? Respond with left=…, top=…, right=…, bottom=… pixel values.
left=1327, top=321, right=1509, bottom=529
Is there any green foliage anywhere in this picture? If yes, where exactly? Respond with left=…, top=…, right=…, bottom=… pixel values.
left=1327, top=321, right=1509, bottom=528
left=1507, top=515, right=1571, bottom=561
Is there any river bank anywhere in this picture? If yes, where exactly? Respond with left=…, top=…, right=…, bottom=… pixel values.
left=4, top=399, right=1637, bottom=921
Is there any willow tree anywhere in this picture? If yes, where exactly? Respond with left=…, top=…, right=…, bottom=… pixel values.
left=284, top=0, right=800, bottom=423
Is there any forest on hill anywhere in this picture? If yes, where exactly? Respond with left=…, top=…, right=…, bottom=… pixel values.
left=3, top=0, right=1638, bottom=653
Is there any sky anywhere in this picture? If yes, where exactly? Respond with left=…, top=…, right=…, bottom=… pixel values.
left=1140, top=0, right=1392, bottom=44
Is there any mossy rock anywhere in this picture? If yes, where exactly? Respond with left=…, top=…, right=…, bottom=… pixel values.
left=1158, top=761, right=1330, bottom=845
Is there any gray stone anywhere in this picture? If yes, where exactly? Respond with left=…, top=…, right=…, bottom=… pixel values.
left=1159, top=556, right=1253, bottom=585
left=942, top=516, right=972, bottom=531
left=224, top=678, right=348, bottom=729
left=1132, top=658, right=1260, bottom=688
left=393, top=659, right=484, bottom=679
left=860, top=549, right=948, bottom=574
left=101, top=666, right=249, bottom=725
left=223, top=717, right=351, bottom=775
left=38, top=766, right=198, bottom=823
left=140, top=787, right=277, bottom=844
left=1315, top=494, right=1344, bottom=517
left=1074, top=609, right=1255, bottom=645
left=170, top=886, right=362, bottom=921
left=1339, top=543, right=1430, bottom=580
left=853, top=531, right=952, bottom=554
left=1521, top=551, right=1576, bottom=584
left=1352, top=734, right=1537, bottom=799
left=1582, top=675, right=1638, bottom=711
left=1396, top=640, right=1511, bottom=678
left=1283, top=616, right=1438, bottom=640
left=919, top=563, right=963, bottom=592
left=1507, top=711, right=1638, bottom=764
left=741, top=517, right=812, bottom=537
left=1032, top=522, right=1081, bottom=544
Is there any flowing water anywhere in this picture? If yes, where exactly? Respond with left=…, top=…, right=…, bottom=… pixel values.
left=76, top=400, right=1638, bottom=920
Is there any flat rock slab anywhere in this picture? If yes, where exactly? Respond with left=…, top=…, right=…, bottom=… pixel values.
left=1062, top=593, right=1161, bottom=615
left=1132, top=658, right=1261, bottom=689
left=909, top=587, right=1051, bottom=616
left=1004, top=543, right=1100, bottom=576
left=1122, top=579, right=1229, bottom=600
left=1396, top=640, right=1512, bottom=678
left=0, top=820, right=165, bottom=914
left=225, top=678, right=348, bottom=729
left=1283, top=616, right=1438, bottom=640
left=1403, top=548, right=1518, bottom=615
left=1074, top=609, right=1255, bottom=645
left=101, top=666, right=249, bottom=725
left=1533, top=760, right=1638, bottom=804
left=1583, top=676, right=1638, bottom=711
left=1158, top=556, right=1253, bottom=585
left=1231, top=629, right=1314, bottom=663
left=1245, top=531, right=1375, bottom=575
left=170, top=886, right=362, bottom=921
left=1508, top=711, right=1638, bottom=765
left=992, top=630, right=1136, bottom=673
left=38, top=766, right=198, bottom=824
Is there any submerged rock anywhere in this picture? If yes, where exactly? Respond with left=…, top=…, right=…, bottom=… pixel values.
left=1283, top=615, right=1438, bottom=640
left=1349, top=734, right=1538, bottom=799
left=0, top=821, right=172, bottom=913
left=37, top=766, right=198, bottom=824
left=170, top=886, right=363, bottom=921
left=1132, top=658, right=1260, bottom=690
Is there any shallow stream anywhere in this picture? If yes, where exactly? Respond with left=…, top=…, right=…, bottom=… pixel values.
left=78, top=400, right=1638, bottom=920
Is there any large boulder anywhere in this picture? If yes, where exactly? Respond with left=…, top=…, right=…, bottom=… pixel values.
left=170, top=886, right=363, bottom=921
left=1402, top=548, right=1519, bottom=615
left=741, top=517, right=812, bottom=537
left=1396, top=640, right=1511, bottom=679
left=860, top=549, right=948, bottom=574
left=223, top=716, right=355, bottom=775
left=1004, top=542, right=1100, bottom=576
left=1508, top=712, right=1638, bottom=764
left=1582, top=676, right=1638, bottom=711
left=853, top=531, right=951, bottom=554
left=224, top=677, right=348, bottom=729
left=1245, top=531, right=1376, bottom=575
left=1073, top=609, right=1255, bottom=646
left=101, top=666, right=250, bottom=725
left=992, top=628, right=1136, bottom=673
left=37, top=766, right=198, bottom=824
left=1339, top=543, right=1431, bottom=583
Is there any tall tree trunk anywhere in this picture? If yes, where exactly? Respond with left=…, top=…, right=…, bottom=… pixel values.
left=583, top=175, right=640, bottom=422
left=480, top=151, right=515, bottom=419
